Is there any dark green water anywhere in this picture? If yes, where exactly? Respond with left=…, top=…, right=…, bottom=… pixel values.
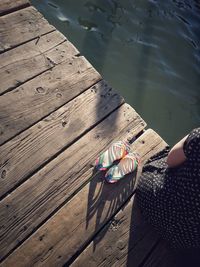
left=31, top=0, right=200, bottom=145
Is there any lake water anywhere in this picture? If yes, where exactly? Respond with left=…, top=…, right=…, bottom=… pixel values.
left=31, top=0, right=200, bottom=145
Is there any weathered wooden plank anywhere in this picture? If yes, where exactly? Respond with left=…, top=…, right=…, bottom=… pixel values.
left=0, top=6, right=54, bottom=52
left=1, top=130, right=166, bottom=267
left=71, top=200, right=159, bottom=267
left=0, top=0, right=30, bottom=16
left=0, top=31, right=79, bottom=95
left=0, top=80, right=123, bottom=199
left=0, top=104, right=146, bottom=262
left=69, top=130, right=168, bottom=267
left=142, top=240, right=176, bottom=267
left=0, top=55, right=101, bottom=145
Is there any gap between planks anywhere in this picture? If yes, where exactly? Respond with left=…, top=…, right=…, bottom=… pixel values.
left=71, top=199, right=160, bottom=267
left=0, top=80, right=125, bottom=200
left=1, top=129, right=167, bottom=267
left=0, top=104, right=146, bottom=262
left=0, top=30, right=79, bottom=95
left=68, top=130, right=167, bottom=267
left=0, top=0, right=30, bottom=16
left=0, top=6, right=55, bottom=53
left=0, top=2, right=170, bottom=267
left=0, top=53, right=102, bottom=145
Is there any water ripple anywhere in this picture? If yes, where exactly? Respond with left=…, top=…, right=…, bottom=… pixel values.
left=31, top=0, right=200, bottom=144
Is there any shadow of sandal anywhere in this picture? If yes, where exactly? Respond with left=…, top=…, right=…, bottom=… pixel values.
left=86, top=165, right=137, bottom=251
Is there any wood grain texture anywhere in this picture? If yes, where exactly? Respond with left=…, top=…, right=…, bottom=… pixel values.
left=0, top=0, right=30, bottom=16
left=0, top=55, right=101, bottom=145
left=0, top=104, right=146, bottom=262
left=0, top=31, right=79, bottom=94
left=0, top=6, right=54, bottom=52
left=72, top=200, right=159, bottom=267
left=0, top=80, right=123, bottom=199
left=1, top=130, right=166, bottom=267
left=70, top=130, right=168, bottom=267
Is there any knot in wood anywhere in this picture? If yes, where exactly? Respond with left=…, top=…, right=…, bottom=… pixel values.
left=36, top=87, right=45, bottom=94
left=56, top=93, right=62, bottom=98
left=62, top=120, right=67, bottom=127
left=1, top=170, right=7, bottom=179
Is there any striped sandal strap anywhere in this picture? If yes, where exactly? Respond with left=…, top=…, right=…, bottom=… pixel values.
left=107, top=141, right=130, bottom=162
left=116, top=153, right=138, bottom=176
left=105, top=152, right=140, bottom=183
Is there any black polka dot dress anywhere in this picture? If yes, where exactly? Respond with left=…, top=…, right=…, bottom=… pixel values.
left=136, top=128, right=200, bottom=249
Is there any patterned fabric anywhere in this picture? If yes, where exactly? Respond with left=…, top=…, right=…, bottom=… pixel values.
left=136, top=128, right=200, bottom=249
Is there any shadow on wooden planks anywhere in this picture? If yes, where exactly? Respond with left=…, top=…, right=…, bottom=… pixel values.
left=86, top=167, right=137, bottom=251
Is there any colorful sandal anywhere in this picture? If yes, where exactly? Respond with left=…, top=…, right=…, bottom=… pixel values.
left=105, top=152, right=140, bottom=183
left=95, top=141, right=131, bottom=171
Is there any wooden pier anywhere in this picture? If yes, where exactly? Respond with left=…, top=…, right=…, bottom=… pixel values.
left=0, top=1, right=175, bottom=266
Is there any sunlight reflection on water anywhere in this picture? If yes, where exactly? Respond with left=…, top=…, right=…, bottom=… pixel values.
left=31, top=0, right=200, bottom=145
